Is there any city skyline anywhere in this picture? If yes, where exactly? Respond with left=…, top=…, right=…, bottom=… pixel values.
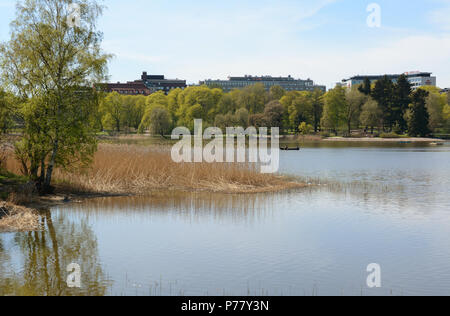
left=1, top=0, right=450, bottom=89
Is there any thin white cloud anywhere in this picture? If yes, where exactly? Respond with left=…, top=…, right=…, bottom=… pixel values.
left=428, top=0, right=450, bottom=30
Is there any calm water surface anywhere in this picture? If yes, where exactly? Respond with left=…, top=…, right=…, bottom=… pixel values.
left=1, top=143, right=450, bottom=296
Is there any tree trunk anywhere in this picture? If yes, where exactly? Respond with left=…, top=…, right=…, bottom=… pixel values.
left=43, top=139, right=58, bottom=194
left=39, top=158, right=46, bottom=184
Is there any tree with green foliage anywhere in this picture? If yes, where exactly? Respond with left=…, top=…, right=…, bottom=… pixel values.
left=358, top=77, right=372, bottom=96
left=408, top=89, right=431, bottom=137
left=264, top=100, right=285, bottom=129
left=0, top=89, right=18, bottom=134
left=269, top=85, right=286, bottom=101
left=311, top=89, right=324, bottom=132
left=139, top=91, right=168, bottom=133
left=235, top=108, right=249, bottom=128
left=444, top=103, right=450, bottom=132
left=216, top=92, right=238, bottom=115
left=100, top=92, right=125, bottom=132
left=371, top=75, right=395, bottom=130
left=167, top=88, right=183, bottom=123
left=344, top=86, right=366, bottom=135
left=176, top=86, right=222, bottom=130
left=392, top=74, right=411, bottom=132
left=123, top=95, right=146, bottom=131
left=321, top=86, right=346, bottom=135
left=148, top=107, right=172, bottom=136
left=298, top=122, right=313, bottom=136
left=214, top=114, right=227, bottom=131
left=249, top=114, right=267, bottom=130
left=0, top=0, right=110, bottom=193
left=238, top=83, right=268, bottom=114
left=281, top=91, right=313, bottom=133
left=425, top=91, right=446, bottom=132
left=360, top=97, right=382, bottom=134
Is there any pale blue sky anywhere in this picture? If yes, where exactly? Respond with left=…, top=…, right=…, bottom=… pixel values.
left=1, top=0, right=450, bottom=89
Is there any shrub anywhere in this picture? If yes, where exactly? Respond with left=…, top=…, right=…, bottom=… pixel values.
left=320, top=131, right=330, bottom=138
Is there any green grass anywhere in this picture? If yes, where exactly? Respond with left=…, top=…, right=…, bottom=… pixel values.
left=379, top=132, right=401, bottom=139
left=0, top=170, right=28, bottom=202
left=0, top=169, right=28, bottom=184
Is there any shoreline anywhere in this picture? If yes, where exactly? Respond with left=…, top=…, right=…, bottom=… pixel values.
left=98, top=133, right=447, bottom=144
left=321, top=137, right=445, bottom=143
left=0, top=181, right=309, bottom=233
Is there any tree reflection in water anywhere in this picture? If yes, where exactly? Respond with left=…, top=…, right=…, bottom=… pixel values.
left=0, top=210, right=111, bottom=296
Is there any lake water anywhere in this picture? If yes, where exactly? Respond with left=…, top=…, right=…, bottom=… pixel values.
left=1, top=143, right=450, bottom=296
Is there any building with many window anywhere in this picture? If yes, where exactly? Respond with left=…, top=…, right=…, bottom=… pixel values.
left=103, top=72, right=187, bottom=96
left=103, top=82, right=151, bottom=96
left=139, top=72, right=187, bottom=94
left=339, top=72, right=437, bottom=90
left=200, top=75, right=326, bottom=93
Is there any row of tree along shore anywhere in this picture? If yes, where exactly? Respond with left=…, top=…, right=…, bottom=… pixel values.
left=96, top=75, right=450, bottom=139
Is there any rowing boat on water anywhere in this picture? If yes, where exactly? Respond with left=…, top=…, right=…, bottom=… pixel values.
left=280, top=147, right=300, bottom=151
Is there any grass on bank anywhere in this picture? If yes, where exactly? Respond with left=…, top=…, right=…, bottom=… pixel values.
left=0, top=202, right=40, bottom=232
left=4, top=143, right=305, bottom=195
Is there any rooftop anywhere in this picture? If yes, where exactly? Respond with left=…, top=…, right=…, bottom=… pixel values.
left=344, top=72, right=434, bottom=82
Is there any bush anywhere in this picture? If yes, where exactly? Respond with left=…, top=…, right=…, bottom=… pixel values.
left=320, top=131, right=330, bottom=138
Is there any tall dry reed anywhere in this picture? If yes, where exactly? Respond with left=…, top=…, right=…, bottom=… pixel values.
left=5, top=144, right=303, bottom=195
left=0, top=202, right=40, bottom=232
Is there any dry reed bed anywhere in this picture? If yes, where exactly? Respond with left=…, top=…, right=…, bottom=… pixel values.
left=5, top=144, right=304, bottom=195
left=0, top=202, right=40, bottom=232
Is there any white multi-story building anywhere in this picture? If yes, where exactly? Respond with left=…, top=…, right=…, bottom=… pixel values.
left=339, top=72, right=436, bottom=90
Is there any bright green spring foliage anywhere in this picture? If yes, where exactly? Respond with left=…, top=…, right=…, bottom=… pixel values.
left=0, top=0, right=110, bottom=192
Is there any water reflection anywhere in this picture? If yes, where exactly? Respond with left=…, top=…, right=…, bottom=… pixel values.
left=69, top=192, right=283, bottom=225
left=0, top=210, right=111, bottom=296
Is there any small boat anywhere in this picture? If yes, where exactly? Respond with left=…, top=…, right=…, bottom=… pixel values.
left=280, top=146, right=300, bottom=151
left=430, top=142, right=444, bottom=146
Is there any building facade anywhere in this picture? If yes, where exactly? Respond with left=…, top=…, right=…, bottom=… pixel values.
left=103, top=72, right=187, bottom=96
left=139, top=72, right=187, bottom=94
left=200, top=75, right=326, bottom=93
left=103, top=82, right=151, bottom=96
left=339, top=72, right=437, bottom=90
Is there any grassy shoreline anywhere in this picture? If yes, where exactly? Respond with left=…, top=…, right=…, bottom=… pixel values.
left=99, top=133, right=447, bottom=145
left=322, top=136, right=445, bottom=143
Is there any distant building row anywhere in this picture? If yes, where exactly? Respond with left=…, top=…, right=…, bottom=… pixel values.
left=103, top=71, right=442, bottom=96
left=337, top=71, right=437, bottom=90
left=104, top=72, right=187, bottom=96
left=200, top=75, right=326, bottom=93
left=104, top=72, right=326, bottom=95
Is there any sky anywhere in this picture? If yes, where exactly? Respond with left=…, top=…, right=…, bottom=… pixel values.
left=1, top=0, right=450, bottom=89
